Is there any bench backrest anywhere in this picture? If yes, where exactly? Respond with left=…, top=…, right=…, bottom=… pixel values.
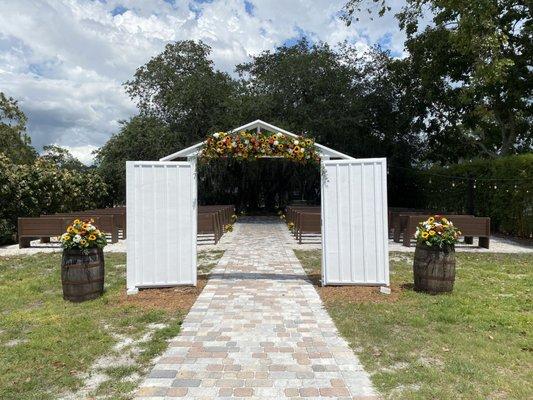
left=407, top=215, right=490, bottom=236
left=35, top=215, right=116, bottom=234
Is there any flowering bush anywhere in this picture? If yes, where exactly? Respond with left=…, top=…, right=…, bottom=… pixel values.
left=60, top=219, right=107, bottom=252
left=415, top=215, right=462, bottom=247
left=0, top=154, right=109, bottom=243
left=201, top=131, right=321, bottom=164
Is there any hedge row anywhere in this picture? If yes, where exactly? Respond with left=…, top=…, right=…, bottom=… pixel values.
left=0, top=155, right=109, bottom=244
left=421, top=154, right=533, bottom=237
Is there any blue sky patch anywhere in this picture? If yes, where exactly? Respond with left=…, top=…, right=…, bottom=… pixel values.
left=110, top=5, right=128, bottom=16
left=244, top=0, right=255, bottom=16
left=283, top=26, right=312, bottom=47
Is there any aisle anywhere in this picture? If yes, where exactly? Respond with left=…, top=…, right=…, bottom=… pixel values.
left=135, top=217, right=378, bottom=399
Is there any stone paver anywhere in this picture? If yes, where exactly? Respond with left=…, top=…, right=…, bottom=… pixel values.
left=135, top=217, right=379, bottom=399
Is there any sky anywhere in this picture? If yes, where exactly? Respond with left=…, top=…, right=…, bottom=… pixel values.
left=0, top=0, right=406, bottom=164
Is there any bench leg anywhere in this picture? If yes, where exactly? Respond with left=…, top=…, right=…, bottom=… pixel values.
left=40, top=237, right=50, bottom=243
left=464, top=236, right=473, bottom=244
left=393, top=228, right=401, bottom=243
left=479, top=236, right=490, bottom=249
left=111, top=229, right=119, bottom=244
left=402, top=233, right=412, bottom=247
left=19, top=238, right=31, bottom=248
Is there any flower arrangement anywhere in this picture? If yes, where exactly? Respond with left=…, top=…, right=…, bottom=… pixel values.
left=60, top=219, right=108, bottom=252
left=415, top=215, right=462, bottom=247
left=201, top=131, right=321, bottom=164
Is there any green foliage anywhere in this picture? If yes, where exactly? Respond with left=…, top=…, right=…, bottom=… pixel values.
left=41, top=145, right=86, bottom=171
left=0, top=219, right=15, bottom=245
left=0, top=92, right=37, bottom=164
left=99, top=39, right=423, bottom=207
left=94, top=115, right=181, bottom=203
left=0, top=154, right=109, bottom=242
left=124, top=40, right=239, bottom=143
left=342, top=0, right=532, bottom=159
left=421, top=154, right=533, bottom=236
left=198, top=158, right=320, bottom=211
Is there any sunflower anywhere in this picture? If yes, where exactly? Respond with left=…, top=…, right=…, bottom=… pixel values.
left=88, top=234, right=97, bottom=241
left=429, top=230, right=436, bottom=236
left=67, top=226, right=74, bottom=233
left=421, top=231, right=429, bottom=239
left=428, top=216, right=435, bottom=223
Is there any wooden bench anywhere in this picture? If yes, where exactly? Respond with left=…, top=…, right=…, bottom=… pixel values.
left=401, top=215, right=491, bottom=248
left=295, top=212, right=321, bottom=243
left=286, top=206, right=320, bottom=225
left=197, top=205, right=235, bottom=244
left=50, top=207, right=126, bottom=239
left=197, top=212, right=220, bottom=244
left=18, top=215, right=118, bottom=248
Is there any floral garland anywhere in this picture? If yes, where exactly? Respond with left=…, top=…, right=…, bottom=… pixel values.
left=201, top=131, right=321, bottom=164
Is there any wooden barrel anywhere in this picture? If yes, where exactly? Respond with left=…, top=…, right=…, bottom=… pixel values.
left=413, top=244, right=456, bottom=294
left=61, top=248, right=105, bottom=302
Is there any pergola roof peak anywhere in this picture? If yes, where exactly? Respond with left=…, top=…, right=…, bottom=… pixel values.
left=160, top=119, right=353, bottom=161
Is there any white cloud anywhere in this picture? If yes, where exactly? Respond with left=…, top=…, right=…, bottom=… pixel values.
left=0, top=0, right=407, bottom=163
left=52, top=143, right=99, bottom=165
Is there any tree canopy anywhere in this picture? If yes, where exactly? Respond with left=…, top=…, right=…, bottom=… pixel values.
left=96, top=39, right=425, bottom=207
left=0, top=92, right=37, bottom=164
left=342, top=0, right=532, bottom=159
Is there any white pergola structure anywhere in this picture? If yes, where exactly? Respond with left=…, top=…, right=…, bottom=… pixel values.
left=126, top=120, right=389, bottom=294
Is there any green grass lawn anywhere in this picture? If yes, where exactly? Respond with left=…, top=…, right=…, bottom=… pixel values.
left=295, top=250, right=533, bottom=400
left=0, top=250, right=223, bottom=400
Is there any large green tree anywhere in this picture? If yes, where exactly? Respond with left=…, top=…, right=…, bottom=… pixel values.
left=124, top=40, right=239, bottom=145
left=343, top=0, right=532, bottom=160
left=98, top=39, right=426, bottom=207
left=0, top=92, right=37, bottom=164
left=94, top=116, right=179, bottom=203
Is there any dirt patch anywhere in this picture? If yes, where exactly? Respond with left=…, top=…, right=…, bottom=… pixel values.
left=116, top=276, right=209, bottom=312
left=306, top=273, right=402, bottom=303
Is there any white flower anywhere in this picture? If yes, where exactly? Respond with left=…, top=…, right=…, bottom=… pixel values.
left=293, top=140, right=299, bottom=145
left=301, top=148, right=305, bottom=153
left=73, top=234, right=81, bottom=243
left=232, top=142, right=237, bottom=148
left=87, top=225, right=96, bottom=232
left=213, top=132, right=220, bottom=138
left=245, top=140, right=249, bottom=145
left=273, top=140, right=279, bottom=146
left=276, top=133, right=283, bottom=137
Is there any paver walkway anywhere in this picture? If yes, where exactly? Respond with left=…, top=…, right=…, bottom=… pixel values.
left=135, top=217, right=378, bottom=399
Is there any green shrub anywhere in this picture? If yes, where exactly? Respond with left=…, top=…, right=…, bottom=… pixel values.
left=421, top=154, right=533, bottom=237
left=0, top=219, right=15, bottom=245
left=0, top=154, right=109, bottom=236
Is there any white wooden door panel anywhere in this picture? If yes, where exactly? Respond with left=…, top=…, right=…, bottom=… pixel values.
left=126, top=161, right=196, bottom=292
left=321, top=158, right=389, bottom=286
